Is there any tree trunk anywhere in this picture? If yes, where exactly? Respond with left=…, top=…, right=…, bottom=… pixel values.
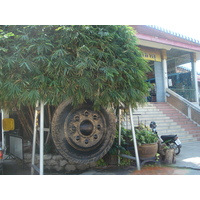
left=15, top=105, right=56, bottom=145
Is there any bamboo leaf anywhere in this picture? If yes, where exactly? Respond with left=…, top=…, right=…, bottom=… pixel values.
left=0, top=25, right=150, bottom=110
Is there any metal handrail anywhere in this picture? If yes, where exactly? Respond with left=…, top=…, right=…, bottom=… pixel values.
left=166, top=88, right=200, bottom=112
left=169, top=88, right=195, bottom=102
left=166, top=88, right=200, bottom=124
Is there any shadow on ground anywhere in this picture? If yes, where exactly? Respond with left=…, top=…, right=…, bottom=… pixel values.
left=2, top=159, right=200, bottom=175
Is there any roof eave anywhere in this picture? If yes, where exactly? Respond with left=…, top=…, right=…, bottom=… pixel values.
left=136, top=33, right=200, bottom=52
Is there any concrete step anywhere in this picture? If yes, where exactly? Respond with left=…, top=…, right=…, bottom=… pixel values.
left=157, top=129, right=185, bottom=134
left=124, top=102, right=200, bottom=143
left=133, top=116, right=169, bottom=120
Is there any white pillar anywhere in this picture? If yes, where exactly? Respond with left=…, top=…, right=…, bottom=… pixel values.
left=118, top=109, right=122, bottom=165
left=191, top=53, right=199, bottom=103
left=39, top=101, right=44, bottom=175
left=154, top=62, right=165, bottom=102
left=1, top=110, right=4, bottom=150
left=1, top=109, right=9, bottom=150
left=161, top=49, right=168, bottom=102
left=129, top=105, right=140, bottom=170
left=31, top=101, right=39, bottom=175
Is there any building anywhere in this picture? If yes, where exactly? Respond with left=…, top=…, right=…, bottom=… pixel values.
left=131, top=25, right=200, bottom=104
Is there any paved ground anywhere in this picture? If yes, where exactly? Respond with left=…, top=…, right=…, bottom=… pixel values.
left=75, top=140, right=200, bottom=175
left=170, top=141, right=200, bottom=169
left=1, top=141, right=200, bottom=175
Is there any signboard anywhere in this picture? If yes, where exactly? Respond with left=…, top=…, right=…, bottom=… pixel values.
left=3, top=118, right=15, bottom=131
left=139, top=46, right=161, bottom=62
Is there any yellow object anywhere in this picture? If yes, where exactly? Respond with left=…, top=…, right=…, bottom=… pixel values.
left=3, top=118, right=15, bottom=131
left=139, top=46, right=161, bottom=62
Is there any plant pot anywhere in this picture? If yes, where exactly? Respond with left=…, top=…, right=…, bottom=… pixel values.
left=138, top=143, right=158, bottom=158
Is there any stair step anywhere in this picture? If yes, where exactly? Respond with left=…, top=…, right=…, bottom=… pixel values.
left=123, top=102, right=200, bottom=143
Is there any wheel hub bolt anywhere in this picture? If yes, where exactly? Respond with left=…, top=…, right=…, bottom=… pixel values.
left=72, top=126, right=76, bottom=132
left=93, top=115, right=98, bottom=120
left=97, top=125, right=101, bottom=130
left=84, top=111, right=89, bottom=116
left=74, top=116, right=79, bottom=121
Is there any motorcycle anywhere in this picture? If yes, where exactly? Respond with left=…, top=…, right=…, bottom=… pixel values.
left=150, top=121, right=182, bottom=155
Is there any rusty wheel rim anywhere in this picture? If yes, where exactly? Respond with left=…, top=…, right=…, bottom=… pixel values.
left=64, top=107, right=106, bottom=151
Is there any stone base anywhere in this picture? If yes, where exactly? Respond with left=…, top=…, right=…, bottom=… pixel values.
left=24, top=153, right=97, bottom=173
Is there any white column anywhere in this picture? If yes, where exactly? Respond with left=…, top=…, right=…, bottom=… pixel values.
left=191, top=53, right=199, bottom=103
left=31, top=101, right=39, bottom=175
left=2, top=110, right=9, bottom=119
left=118, top=109, right=121, bottom=165
left=39, top=101, right=44, bottom=175
left=154, top=62, right=165, bottom=102
left=161, top=49, right=168, bottom=102
left=129, top=105, right=140, bottom=170
left=1, top=110, right=4, bottom=150
left=1, top=110, right=9, bottom=150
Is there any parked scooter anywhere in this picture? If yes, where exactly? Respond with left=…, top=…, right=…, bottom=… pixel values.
left=150, top=121, right=182, bottom=155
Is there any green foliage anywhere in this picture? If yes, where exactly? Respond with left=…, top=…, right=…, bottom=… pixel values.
left=0, top=28, right=14, bottom=40
left=119, top=150, right=131, bottom=166
left=135, top=123, right=158, bottom=145
left=107, top=127, right=132, bottom=166
left=121, top=127, right=133, bottom=146
left=156, top=153, right=160, bottom=161
left=108, top=126, right=133, bottom=155
left=98, top=125, right=158, bottom=166
left=96, top=158, right=107, bottom=166
left=0, top=25, right=151, bottom=110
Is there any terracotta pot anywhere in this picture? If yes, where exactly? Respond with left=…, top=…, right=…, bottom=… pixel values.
left=138, top=143, right=158, bottom=158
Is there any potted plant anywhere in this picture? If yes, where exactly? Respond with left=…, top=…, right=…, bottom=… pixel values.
left=102, top=127, right=131, bottom=166
left=135, top=123, right=159, bottom=158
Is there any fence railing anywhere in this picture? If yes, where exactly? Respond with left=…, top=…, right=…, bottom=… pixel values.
left=169, top=88, right=195, bottom=102
left=166, top=88, right=200, bottom=125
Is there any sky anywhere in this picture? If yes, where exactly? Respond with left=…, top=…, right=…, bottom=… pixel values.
left=156, top=24, right=200, bottom=41
left=156, top=24, right=200, bottom=73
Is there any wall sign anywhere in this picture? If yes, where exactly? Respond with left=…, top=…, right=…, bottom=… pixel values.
left=139, top=46, right=161, bottom=62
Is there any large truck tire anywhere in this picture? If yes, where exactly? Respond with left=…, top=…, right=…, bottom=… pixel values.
left=52, top=100, right=116, bottom=164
